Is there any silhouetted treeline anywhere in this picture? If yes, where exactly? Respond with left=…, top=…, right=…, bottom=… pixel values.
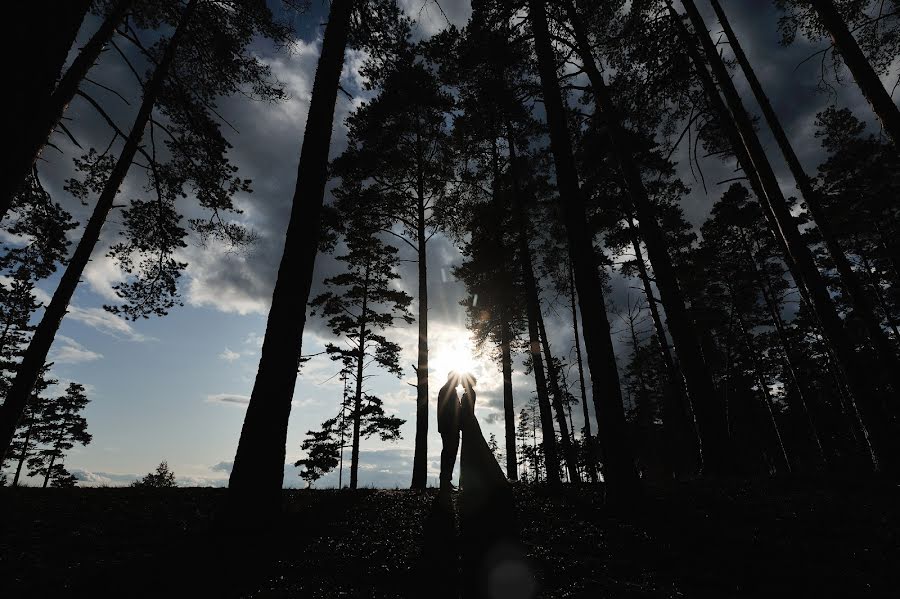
left=1, top=0, right=899, bottom=506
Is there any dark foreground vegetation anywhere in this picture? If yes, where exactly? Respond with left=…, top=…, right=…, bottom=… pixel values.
left=2, top=479, right=898, bottom=598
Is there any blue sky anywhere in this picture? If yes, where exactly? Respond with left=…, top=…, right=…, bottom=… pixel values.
left=5, top=0, right=897, bottom=487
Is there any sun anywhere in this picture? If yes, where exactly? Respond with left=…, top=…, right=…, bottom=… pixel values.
left=430, top=330, right=479, bottom=383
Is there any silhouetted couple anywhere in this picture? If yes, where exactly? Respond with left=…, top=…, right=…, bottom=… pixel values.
left=435, top=371, right=526, bottom=598
left=437, top=371, right=507, bottom=496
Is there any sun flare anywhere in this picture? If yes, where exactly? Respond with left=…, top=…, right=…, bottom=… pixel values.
left=430, top=331, right=479, bottom=382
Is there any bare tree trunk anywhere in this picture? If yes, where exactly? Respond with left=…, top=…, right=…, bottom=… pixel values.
left=528, top=0, right=639, bottom=501
left=711, top=0, right=900, bottom=400
left=411, top=192, right=429, bottom=489
left=676, top=0, right=899, bottom=472
left=536, top=308, right=582, bottom=483
left=809, top=0, right=900, bottom=147
left=500, top=317, right=518, bottom=480
left=508, top=144, right=561, bottom=485
left=0, top=0, right=197, bottom=465
left=569, top=262, right=599, bottom=482
left=2, top=0, right=134, bottom=220
left=229, top=0, right=354, bottom=504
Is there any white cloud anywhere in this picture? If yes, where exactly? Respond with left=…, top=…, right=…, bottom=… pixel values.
left=205, top=392, right=251, bottom=405
left=48, top=335, right=103, bottom=365
left=83, top=255, right=126, bottom=302
left=32, top=286, right=150, bottom=342
left=218, top=347, right=241, bottom=362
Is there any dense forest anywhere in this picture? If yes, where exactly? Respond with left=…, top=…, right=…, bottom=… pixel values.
left=2, top=0, right=900, bottom=596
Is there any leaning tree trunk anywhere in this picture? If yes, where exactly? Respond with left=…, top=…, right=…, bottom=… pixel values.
left=741, top=230, right=827, bottom=466
left=12, top=414, right=34, bottom=487
left=675, top=1, right=899, bottom=472
left=410, top=192, right=430, bottom=490
left=626, top=217, right=699, bottom=478
left=527, top=0, right=639, bottom=501
left=568, top=262, right=599, bottom=482
left=0, top=0, right=197, bottom=465
left=808, top=0, right=900, bottom=148
left=2, top=0, right=134, bottom=221
left=566, top=0, right=728, bottom=475
left=500, top=316, right=518, bottom=480
left=729, top=293, right=792, bottom=475
left=507, top=129, right=562, bottom=487
left=711, top=0, right=900, bottom=401
left=228, top=0, right=354, bottom=505
left=536, top=305, right=582, bottom=483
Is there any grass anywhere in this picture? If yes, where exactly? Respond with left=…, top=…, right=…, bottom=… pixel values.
left=1, top=477, right=898, bottom=597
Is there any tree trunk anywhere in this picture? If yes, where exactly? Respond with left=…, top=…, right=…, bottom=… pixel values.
left=228, top=0, right=354, bottom=505
left=676, top=0, right=899, bottom=472
left=569, top=262, right=599, bottom=482
left=730, top=295, right=792, bottom=475
left=528, top=0, right=639, bottom=501
left=2, top=0, right=134, bottom=220
left=711, top=0, right=900, bottom=403
left=12, top=415, right=34, bottom=487
left=43, top=454, right=57, bottom=489
left=350, top=262, right=370, bottom=491
left=0, top=0, right=197, bottom=465
left=809, top=0, right=900, bottom=148
left=566, top=0, right=726, bottom=475
left=745, top=236, right=827, bottom=466
left=626, top=217, right=699, bottom=478
left=536, top=304, right=582, bottom=483
left=500, top=317, right=518, bottom=480
left=507, top=129, right=562, bottom=487
left=410, top=192, right=429, bottom=489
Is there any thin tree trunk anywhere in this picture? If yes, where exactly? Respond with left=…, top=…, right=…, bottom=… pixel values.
left=0, top=0, right=197, bottom=465
left=729, top=294, right=792, bottom=475
left=507, top=129, right=562, bottom=487
left=229, top=0, right=354, bottom=504
left=536, top=305, right=582, bottom=483
left=43, top=454, right=58, bottom=489
left=500, top=317, right=518, bottom=480
left=809, top=0, right=900, bottom=147
left=626, top=217, right=699, bottom=478
left=2, top=0, right=134, bottom=219
left=528, top=0, right=638, bottom=501
left=569, top=262, right=599, bottom=482
left=857, top=244, right=900, bottom=343
left=339, top=381, right=346, bottom=489
left=745, top=235, right=827, bottom=465
left=711, top=0, right=900, bottom=400
left=676, top=1, right=898, bottom=472
left=12, top=415, right=33, bottom=487
left=566, top=0, right=727, bottom=476
left=411, top=192, right=429, bottom=489
left=350, top=261, right=370, bottom=490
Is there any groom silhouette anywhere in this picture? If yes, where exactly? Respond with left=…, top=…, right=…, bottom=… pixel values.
left=437, top=371, right=461, bottom=491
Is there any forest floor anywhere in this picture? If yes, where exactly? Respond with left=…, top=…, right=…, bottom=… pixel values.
left=1, top=476, right=898, bottom=598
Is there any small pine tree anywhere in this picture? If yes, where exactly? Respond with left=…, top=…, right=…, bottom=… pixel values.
left=488, top=433, right=503, bottom=465
left=6, top=367, right=55, bottom=486
left=309, top=204, right=411, bottom=489
left=295, top=421, right=341, bottom=488
left=132, top=461, right=177, bottom=488
left=28, top=382, right=91, bottom=488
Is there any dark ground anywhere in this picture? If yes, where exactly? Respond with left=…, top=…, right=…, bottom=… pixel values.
left=1, top=477, right=898, bottom=598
